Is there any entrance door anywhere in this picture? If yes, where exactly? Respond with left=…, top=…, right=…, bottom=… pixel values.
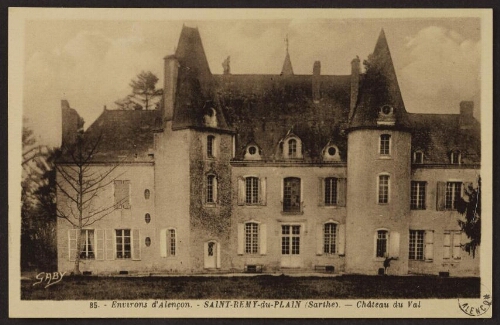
left=204, top=241, right=217, bottom=269
left=281, top=225, right=302, bottom=268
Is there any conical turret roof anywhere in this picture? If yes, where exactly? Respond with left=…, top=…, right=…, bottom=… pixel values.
left=349, top=29, right=410, bottom=130
left=281, top=51, right=294, bottom=76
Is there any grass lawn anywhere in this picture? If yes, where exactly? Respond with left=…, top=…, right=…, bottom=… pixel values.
left=21, top=274, right=480, bottom=300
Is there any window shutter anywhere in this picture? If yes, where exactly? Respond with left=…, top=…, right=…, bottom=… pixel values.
left=68, top=229, right=77, bottom=262
left=316, top=224, right=323, bottom=255
left=132, top=229, right=141, bottom=260
left=105, top=229, right=114, bottom=260
left=338, top=224, right=346, bottom=255
left=114, top=180, right=122, bottom=208
left=213, top=177, right=218, bottom=204
left=389, top=231, right=400, bottom=258
left=216, top=243, right=221, bottom=268
left=318, top=177, right=325, bottom=206
left=297, top=139, right=302, bottom=158
left=237, top=177, right=245, bottom=205
left=60, top=230, right=68, bottom=261
left=203, top=242, right=209, bottom=268
left=425, top=230, right=434, bottom=261
left=237, top=223, right=244, bottom=255
left=337, top=178, right=347, bottom=207
left=259, top=177, right=267, bottom=206
left=159, top=229, right=167, bottom=257
left=280, top=179, right=284, bottom=204
left=443, top=232, right=451, bottom=259
left=463, top=182, right=473, bottom=198
left=454, top=231, right=465, bottom=259
left=436, top=182, right=446, bottom=211
left=95, top=229, right=104, bottom=260
left=260, top=224, right=267, bottom=255
left=123, top=180, right=131, bottom=209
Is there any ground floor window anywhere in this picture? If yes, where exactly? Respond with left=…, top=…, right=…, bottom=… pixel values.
left=409, top=230, right=425, bottom=260
left=116, top=229, right=131, bottom=259
left=80, top=229, right=95, bottom=259
left=376, top=230, right=388, bottom=258
left=323, top=223, right=337, bottom=254
left=282, top=225, right=300, bottom=255
left=245, top=222, right=259, bottom=254
left=168, top=229, right=176, bottom=256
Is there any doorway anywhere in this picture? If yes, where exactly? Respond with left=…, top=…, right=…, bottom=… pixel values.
left=280, top=224, right=302, bottom=268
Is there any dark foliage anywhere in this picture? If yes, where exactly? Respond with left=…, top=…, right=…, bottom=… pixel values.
left=456, top=177, right=481, bottom=257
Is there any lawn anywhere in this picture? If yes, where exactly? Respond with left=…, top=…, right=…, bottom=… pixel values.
left=21, top=274, right=480, bottom=300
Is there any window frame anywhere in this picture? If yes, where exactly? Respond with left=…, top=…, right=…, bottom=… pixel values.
left=245, top=176, right=260, bottom=205
left=206, top=174, right=217, bottom=205
left=323, top=222, right=338, bottom=255
left=377, top=174, right=390, bottom=204
left=324, top=177, right=338, bottom=206
left=80, top=229, right=95, bottom=260
left=445, top=181, right=462, bottom=210
left=283, top=177, right=302, bottom=213
left=375, top=229, right=389, bottom=258
left=115, top=229, right=132, bottom=259
left=207, top=135, right=216, bottom=158
left=410, top=181, right=426, bottom=210
left=167, top=228, right=176, bottom=257
left=244, top=222, right=260, bottom=255
left=450, top=151, right=461, bottom=165
left=408, top=230, right=425, bottom=260
left=114, top=180, right=131, bottom=209
left=379, top=134, right=391, bottom=156
left=413, top=151, right=424, bottom=164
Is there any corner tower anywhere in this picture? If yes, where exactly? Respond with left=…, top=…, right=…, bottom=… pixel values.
left=345, top=29, right=412, bottom=275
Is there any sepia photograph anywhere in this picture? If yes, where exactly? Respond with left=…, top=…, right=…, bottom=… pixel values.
left=8, top=8, right=492, bottom=318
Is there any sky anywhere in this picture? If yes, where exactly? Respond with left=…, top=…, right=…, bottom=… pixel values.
left=21, top=16, right=482, bottom=147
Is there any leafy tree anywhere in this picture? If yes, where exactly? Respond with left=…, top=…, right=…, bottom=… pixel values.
left=456, top=177, right=481, bottom=258
left=56, top=131, right=126, bottom=275
left=128, top=71, right=163, bottom=110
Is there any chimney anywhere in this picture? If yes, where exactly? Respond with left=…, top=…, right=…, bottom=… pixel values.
left=349, top=56, right=360, bottom=119
left=163, top=54, right=179, bottom=122
left=61, top=100, right=84, bottom=147
left=459, top=101, right=474, bottom=129
left=312, top=61, right=321, bottom=103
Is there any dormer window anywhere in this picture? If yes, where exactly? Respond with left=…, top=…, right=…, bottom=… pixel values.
left=323, top=144, right=340, bottom=161
left=282, top=135, right=303, bottom=159
left=413, top=151, right=424, bottom=164
left=450, top=151, right=461, bottom=165
left=377, top=105, right=395, bottom=125
left=203, top=107, right=217, bottom=128
left=381, top=105, right=393, bottom=115
left=244, top=144, right=262, bottom=160
left=288, top=139, right=297, bottom=157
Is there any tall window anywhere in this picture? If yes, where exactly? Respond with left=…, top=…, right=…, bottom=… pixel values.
left=324, top=223, right=337, bottom=254
left=206, top=175, right=216, bottom=204
left=207, top=135, right=215, bottom=158
left=411, top=181, right=426, bottom=210
left=80, top=229, right=95, bottom=259
left=376, top=230, right=388, bottom=258
left=288, top=139, right=297, bottom=157
left=325, top=177, right=338, bottom=206
left=245, top=177, right=259, bottom=204
left=116, top=229, right=131, bottom=259
left=282, top=225, right=300, bottom=255
left=245, top=223, right=259, bottom=254
left=283, top=177, right=301, bottom=212
left=409, top=230, right=425, bottom=260
left=167, top=229, right=176, bottom=256
left=443, top=231, right=461, bottom=260
left=378, top=175, right=389, bottom=204
left=114, top=180, right=130, bottom=209
left=445, top=182, right=462, bottom=210
left=380, top=134, right=391, bottom=155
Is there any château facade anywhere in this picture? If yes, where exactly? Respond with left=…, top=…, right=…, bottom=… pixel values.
left=57, top=26, right=480, bottom=276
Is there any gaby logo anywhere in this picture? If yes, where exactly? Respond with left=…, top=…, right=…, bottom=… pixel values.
left=33, top=272, right=66, bottom=288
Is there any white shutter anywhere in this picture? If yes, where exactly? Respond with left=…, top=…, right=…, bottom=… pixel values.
left=453, top=231, right=463, bottom=259
left=259, top=177, right=267, bottom=206
left=203, top=242, right=209, bottom=268
left=318, top=178, right=324, bottom=206
left=237, top=223, right=244, bottom=255
left=95, top=229, right=104, bottom=260
left=443, top=232, right=451, bottom=259
left=105, top=229, right=114, bottom=260
left=68, top=229, right=78, bottom=262
left=316, top=224, right=323, bottom=255
left=132, top=229, right=141, bottom=260
left=425, top=230, right=434, bottom=261
left=216, top=243, right=221, bottom=268
left=237, top=177, right=245, bottom=205
left=213, top=177, right=218, bottom=204
left=260, top=224, right=267, bottom=255
left=159, top=229, right=167, bottom=257
left=389, top=231, right=400, bottom=258
left=338, top=224, right=346, bottom=255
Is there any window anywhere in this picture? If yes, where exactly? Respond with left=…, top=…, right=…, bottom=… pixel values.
left=325, top=177, right=338, bottom=206
left=145, top=213, right=151, bottom=224
left=245, top=223, right=259, bottom=254
left=411, top=181, right=426, bottom=210
left=206, top=175, right=216, bottom=204
left=116, top=229, right=131, bottom=259
left=376, top=230, right=388, bottom=258
left=144, top=189, right=150, bottom=200
left=443, top=231, right=461, bottom=260
left=409, top=230, right=425, bottom=260
left=114, top=180, right=130, bottom=209
left=207, top=135, right=215, bottom=158
left=380, top=134, right=391, bottom=155
left=80, top=229, right=95, bottom=259
left=323, top=223, right=337, bottom=254
left=283, top=177, right=301, bottom=212
left=145, top=237, right=151, bottom=247
left=167, top=229, right=176, bottom=256
left=378, top=175, right=390, bottom=204
left=445, top=182, right=462, bottom=210
left=282, top=225, right=300, bottom=255
left=381, top=105, right=393, bottom=115
left=248, top=146, right=257, bottom=155
left=245, top=177, right=259, bottom=204
left=414, top=151, right=424, bottom=164
left=450, top=151, right=461, bottom=164
left=288, top=139, right=297, bottom=157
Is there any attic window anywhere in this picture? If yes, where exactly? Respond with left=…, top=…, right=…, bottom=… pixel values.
left=203, top=107, right=218, bottom=128
left=328, top=147, right=336, bottom=156
left=450, top=151, right=461, bottom=165
left=144, top=189, right=151, bottom=199
left=323, top=144, right=340, bottom=161
left=381, top=105, right=393, bottom=116
left=414, top=151, right=424, bottom=164
left=244, top=145, right=261, bottom=160
left=248, top=146, right=257, bottom=155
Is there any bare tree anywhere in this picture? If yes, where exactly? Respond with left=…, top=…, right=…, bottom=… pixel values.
left=55, top=131, right=126, bottom=275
